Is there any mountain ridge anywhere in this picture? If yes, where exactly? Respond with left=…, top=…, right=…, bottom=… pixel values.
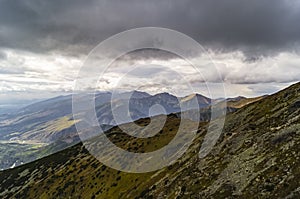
left=0, top=82, right=299, bottom=198
left=0, top=88, right=272, bottom=170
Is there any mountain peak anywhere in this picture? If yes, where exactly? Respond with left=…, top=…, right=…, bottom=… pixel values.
left=120, top=90, right=151, bottom=99
left=180, top=93, right=211, bottom=105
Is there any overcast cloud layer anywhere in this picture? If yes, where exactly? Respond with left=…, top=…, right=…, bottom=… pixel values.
left=0, top=0, right=300, bottom=104
left=1, top=0, right=300, bottom=55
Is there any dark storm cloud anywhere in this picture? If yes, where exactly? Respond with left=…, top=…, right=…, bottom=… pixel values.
left=0, top=0, right=300, bottom=57
left=114, top=49, right=178, bottom=63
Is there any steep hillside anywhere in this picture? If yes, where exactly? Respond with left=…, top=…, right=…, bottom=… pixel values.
left=0, top=82, right=299, bottom=198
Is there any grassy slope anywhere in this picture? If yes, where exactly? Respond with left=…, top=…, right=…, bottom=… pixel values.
left=0, top=82, right=299, bottom=198
left=0, top=142, right=42, bottom=170
left=0, top=115, right=79, bottom=170
left=0, top=115, right=204, bottom=199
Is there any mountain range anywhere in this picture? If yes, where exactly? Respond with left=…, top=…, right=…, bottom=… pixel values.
left=0, top=91, right=214, bottom=170
left=0, top=82, right=299, bottom=198
left=0, top=89, right=259, bottom=171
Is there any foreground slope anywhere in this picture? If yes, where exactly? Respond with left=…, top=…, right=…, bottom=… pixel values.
left=0, top=82, right=299, bottom=198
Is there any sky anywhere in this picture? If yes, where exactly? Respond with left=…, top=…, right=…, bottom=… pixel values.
left=0, top=0, right=300, bottom=105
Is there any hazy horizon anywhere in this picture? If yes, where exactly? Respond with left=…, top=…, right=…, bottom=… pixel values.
left=0, top=81, right=298, bottom=114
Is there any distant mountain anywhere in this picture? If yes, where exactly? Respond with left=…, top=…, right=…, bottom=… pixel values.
left=112, top=90, right=151, bottom=99
left=180, top=93, right=211, bottom=106
left=226, top=95, right=247, bottom=101
left=95, top=92, right=180, bottom=125
left=0, top=90, right=213, bottom=142
left=0, top=88, right=266, bottom=170
left=0, top=82, right=299, bottom=198
left=0, top=90, right=214, bottom=170
left=226, top=95, right=267, bottom=109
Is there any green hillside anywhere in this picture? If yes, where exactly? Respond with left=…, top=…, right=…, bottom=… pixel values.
left=0, top=82, right=299, bottom=198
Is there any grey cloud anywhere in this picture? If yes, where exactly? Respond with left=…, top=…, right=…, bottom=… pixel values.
left=121, top=49, right=178, bottom=62
left=125, top=66, right=167, bottom=77
left=246, top=83, right=293, bottom=95
left=0, top=67, right=25, bottom=75
left=0, top=51, right=7, bottom=60
left=0, top=0, right=300, bottom=57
